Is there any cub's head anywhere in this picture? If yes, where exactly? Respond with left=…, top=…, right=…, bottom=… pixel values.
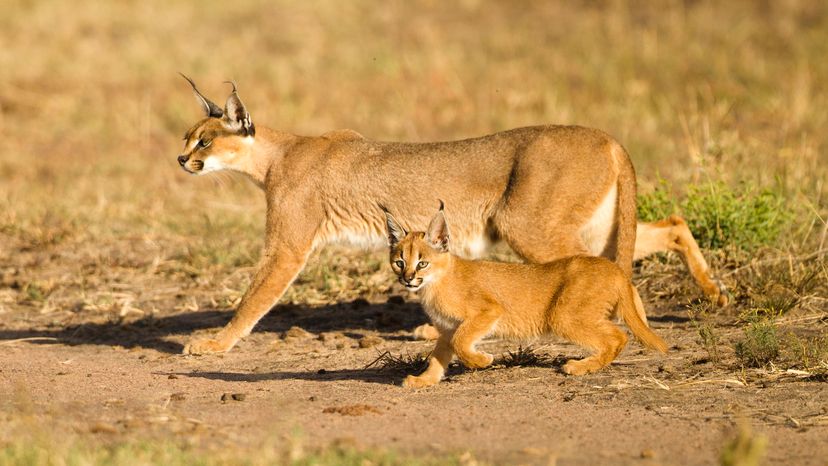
left=177, top=74, right=256, bottom=175
left=383, top=202, right=451, bottom=292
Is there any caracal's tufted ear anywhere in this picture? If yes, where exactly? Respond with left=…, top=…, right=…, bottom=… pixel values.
left=379, top=204, right=407, bottom=247
left=180, top=73, right=224, bottom=118
left=426, top=200, right=450, bottom=252
left=222, top=81, right=255, bottom=137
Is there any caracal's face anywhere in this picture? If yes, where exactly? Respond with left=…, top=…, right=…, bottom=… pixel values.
left=389, top=233, right=449, bottom=292
left=177, top=118, right=252, bottom=175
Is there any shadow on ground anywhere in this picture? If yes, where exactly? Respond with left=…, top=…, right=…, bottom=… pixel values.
left=0, top=299, right=428, bottom=354
left=169, top=350, right=572, bottom=386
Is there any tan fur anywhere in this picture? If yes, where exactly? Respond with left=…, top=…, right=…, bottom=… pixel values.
left=176, top=79, right=725, bottom=355
left=384, top=208, right=668, bottom=388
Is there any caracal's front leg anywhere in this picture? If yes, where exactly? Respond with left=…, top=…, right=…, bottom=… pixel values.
left=184, top=242, right=312, bottom=355
left=403, top=333, right=454, bottom=389
left=451, top=311, right=500, bottom=369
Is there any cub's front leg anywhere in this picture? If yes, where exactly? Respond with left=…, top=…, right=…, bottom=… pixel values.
left=403, top=334, right=454, bottom=388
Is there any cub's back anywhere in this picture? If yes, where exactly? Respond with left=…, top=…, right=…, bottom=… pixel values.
left=456, top=255, right=627, bottom=307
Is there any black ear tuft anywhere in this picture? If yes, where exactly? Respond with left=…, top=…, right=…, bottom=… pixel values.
left=180, top=73, right=224, bottom=118
left=381, top=205, right=407, bottom=247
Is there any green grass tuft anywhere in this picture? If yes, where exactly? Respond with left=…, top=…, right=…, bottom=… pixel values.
left=687, top=301, right=721, bottom=363
left=735, top=318, right=780, bottom=368
left=720, top=422, right=767, bottom=466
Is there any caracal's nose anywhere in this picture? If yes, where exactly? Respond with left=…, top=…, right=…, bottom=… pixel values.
left=177, top=155, right=189, bottom=166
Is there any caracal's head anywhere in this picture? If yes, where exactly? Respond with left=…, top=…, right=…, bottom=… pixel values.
left=177, top=74, right=256, bottom=175
left=383, top=202, right=451, bottom=292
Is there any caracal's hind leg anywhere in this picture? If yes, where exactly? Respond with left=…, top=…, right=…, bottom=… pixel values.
left=635, top=215, right=728, bottom=306
left=494, top=199, right=591, bottom=264
left=491, top=172, right=605, bottom=264
left=493, top=202, right=591, bottom=265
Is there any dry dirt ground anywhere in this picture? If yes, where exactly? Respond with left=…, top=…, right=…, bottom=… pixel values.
left=2, top=258, right=826, bottom=465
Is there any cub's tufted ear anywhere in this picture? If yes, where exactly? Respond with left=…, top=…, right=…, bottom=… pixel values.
left=222, top=81, right=255, bottom=137
left=425, top=200, right=450, bottom=252
left=379, top=204, right=407, bottom=247
left=180, top=73, right=224, bottom=118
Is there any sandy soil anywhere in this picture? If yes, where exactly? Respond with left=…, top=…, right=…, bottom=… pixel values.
left=2, top=293, right=826, bottom=465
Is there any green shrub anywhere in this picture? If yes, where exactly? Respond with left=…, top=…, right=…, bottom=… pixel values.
left=735, top=319, right=780, bottom=368
left=638, top=179, right=791, bottom=251
left=637, top=179, right=677, bottom=223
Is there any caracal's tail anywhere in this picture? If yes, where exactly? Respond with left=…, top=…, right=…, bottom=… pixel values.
left=613, top=143, right=637, bottom=278
left=618, top=283, right=668, bottom=352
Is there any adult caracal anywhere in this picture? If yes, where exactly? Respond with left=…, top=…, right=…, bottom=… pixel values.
left=383, top=203, right=668, bottom=388
left=176, top=76, right=725, bottom=355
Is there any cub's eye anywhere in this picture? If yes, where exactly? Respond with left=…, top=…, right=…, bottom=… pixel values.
left=417, top=261, right=429, bottom=269
left=394, top=260, right=405, bottom=269
left=198, top=139, right=212, bottom=148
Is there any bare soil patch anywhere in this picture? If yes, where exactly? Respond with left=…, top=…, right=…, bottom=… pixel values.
left=2, top=283, right=826, bottom=465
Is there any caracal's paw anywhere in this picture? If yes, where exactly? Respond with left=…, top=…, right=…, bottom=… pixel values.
left=713, top=280, right=730, bottom=307
left=402, top=374, right=439, bottom=389
left=562, top=358, right=602, bottom=376
left=459, top=351, right=494, bottom=369
left=412, top=324, right=440, bottom=341
left=183, top=337, right=233, bottom=355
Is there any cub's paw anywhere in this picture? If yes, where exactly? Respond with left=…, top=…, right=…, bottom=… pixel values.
left=562, top=358, right=601, bottom=376
left=402, top=375, right=438, bottom=389
left=412, top=324, right=440, bottom=341
left=183, top=337, right=232, bottom=355
left=459, top=351, right=494, bottom=369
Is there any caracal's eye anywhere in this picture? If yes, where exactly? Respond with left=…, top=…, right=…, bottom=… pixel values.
left=395, top=260, right=405, bottom=269
left=417, top=261, right=429, bottom=270
left=199, top=139, right=212, bottom=148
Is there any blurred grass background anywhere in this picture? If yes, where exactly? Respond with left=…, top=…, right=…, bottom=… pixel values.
left=0, top=0, right=826, bottom=308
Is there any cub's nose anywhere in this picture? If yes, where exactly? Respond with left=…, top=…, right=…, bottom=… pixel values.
left=177, top=155, right=189, bottom=166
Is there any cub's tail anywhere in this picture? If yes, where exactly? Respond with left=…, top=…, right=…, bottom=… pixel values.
left=618, top=283, right=668, bottom=353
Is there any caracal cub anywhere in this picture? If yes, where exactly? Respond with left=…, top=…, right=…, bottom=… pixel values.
left=384, top=203, right=668, bottom=388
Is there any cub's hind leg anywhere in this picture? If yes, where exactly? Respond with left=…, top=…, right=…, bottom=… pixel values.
left=560, top=323, right=627, bottom=376
left=451, top=309, right=500, bottom=369
left=550, top=294, right=627, bottom=376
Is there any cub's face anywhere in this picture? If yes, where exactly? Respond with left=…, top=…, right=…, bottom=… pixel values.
left=384, top=204, right=451, bottom=291
left=389, top=233, right=448, bottom=291
left=177, top=118, right=253, bottom=175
